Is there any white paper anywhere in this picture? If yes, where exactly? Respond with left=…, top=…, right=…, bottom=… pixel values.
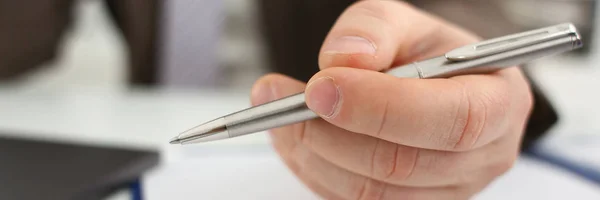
left=143, top=145, right=600, bottom=200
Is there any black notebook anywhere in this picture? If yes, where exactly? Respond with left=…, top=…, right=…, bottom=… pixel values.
left=0, top=135, right=159, bottom=200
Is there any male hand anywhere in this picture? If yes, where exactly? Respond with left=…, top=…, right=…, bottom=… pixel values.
left=251, top=1, right=533, bottom=199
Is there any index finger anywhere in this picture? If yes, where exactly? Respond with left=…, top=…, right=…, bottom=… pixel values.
left=318, top=0, right=479, bottom=71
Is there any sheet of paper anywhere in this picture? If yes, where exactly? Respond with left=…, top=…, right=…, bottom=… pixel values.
left=143, top=145, right=600, bottom=200
left=143, top=145, right=319, bottom=200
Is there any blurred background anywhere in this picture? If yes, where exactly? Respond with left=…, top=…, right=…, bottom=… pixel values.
left=0, top=0, right=599, bottom=199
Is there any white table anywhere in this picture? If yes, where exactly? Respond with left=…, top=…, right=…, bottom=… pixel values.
left=0, top=86, right=270, bottom=151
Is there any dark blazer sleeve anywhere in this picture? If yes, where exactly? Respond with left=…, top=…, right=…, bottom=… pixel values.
left=256, top=0, right=558, bottom=151
left=520, top=71, right=559, bottom=150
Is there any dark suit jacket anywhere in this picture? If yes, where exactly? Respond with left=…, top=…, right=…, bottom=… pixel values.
left=0, top=0, right=161, bottom=84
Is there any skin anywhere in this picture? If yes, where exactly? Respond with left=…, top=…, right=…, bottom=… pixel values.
left=250, top=1, right=533, bottom=199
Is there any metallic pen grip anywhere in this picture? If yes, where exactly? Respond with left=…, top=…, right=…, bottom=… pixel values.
left=225, top=93, right=318, bottom=137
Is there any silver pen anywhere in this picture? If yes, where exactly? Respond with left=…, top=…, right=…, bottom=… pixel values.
left=169, top=23, right=583, bottom=145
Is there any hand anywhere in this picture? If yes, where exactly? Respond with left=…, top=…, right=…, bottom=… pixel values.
left=250, top=1, right=533, bottom=199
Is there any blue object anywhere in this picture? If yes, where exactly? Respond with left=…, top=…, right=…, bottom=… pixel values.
left=525, top=147, right=600, bottom=186
left=130, top=179, right=143, bottom=200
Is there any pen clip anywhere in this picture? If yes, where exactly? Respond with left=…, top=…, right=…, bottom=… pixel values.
left=445, top=23, right=580, bottom=61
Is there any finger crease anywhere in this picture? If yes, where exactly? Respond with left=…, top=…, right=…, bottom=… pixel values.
left=454, top=83, right=471, bottom=150
left=448, top=87, right=464, bottom=144
left=470, top=99, right=487, bottom=148
left=375, top=100, right=390, bottom=137
left=370, top=140, right=381, bottom=177
left=290, top=122, right=310, bottom=174
left=298, top=121, right=309, bottom=145
left=403, top=148, right=419, bottom=180
left=384, top=144, right=399, bottom=180
left=374, top=183, right=387, bottom=200
left=356, top=179, right=368, bottom=200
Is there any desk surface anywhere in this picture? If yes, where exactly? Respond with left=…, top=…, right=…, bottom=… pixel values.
left=0, top=86, right=270, bottom=151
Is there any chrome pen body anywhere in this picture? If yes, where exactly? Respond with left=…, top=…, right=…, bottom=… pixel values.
left=170, top=23, right=582, bottom=145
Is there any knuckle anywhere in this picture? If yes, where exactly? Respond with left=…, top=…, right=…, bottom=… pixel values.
left=457, top=94, right=487, bottom=151
left=448, top=84, right=472, bottom=151
left=452, top=87, right=511, bottom=151
left=372, top=143, right=419, bottom=182
left=445, top=81, right=486, bottom=151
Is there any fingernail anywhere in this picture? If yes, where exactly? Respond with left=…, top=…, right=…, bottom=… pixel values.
left=322, top=36, right=376, bottom=55
left=251, top=81, right=275, bottom=106
left=306, top=77, right=340, bottom=118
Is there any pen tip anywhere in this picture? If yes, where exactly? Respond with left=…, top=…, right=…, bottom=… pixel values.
left=169, top=136, right=181, bottom=144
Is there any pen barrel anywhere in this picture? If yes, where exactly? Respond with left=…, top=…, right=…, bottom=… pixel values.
left=224, top=93, right=318, bottom=138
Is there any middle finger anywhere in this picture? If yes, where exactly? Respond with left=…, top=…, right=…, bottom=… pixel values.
left=286, top=118, right=520, bottom=187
